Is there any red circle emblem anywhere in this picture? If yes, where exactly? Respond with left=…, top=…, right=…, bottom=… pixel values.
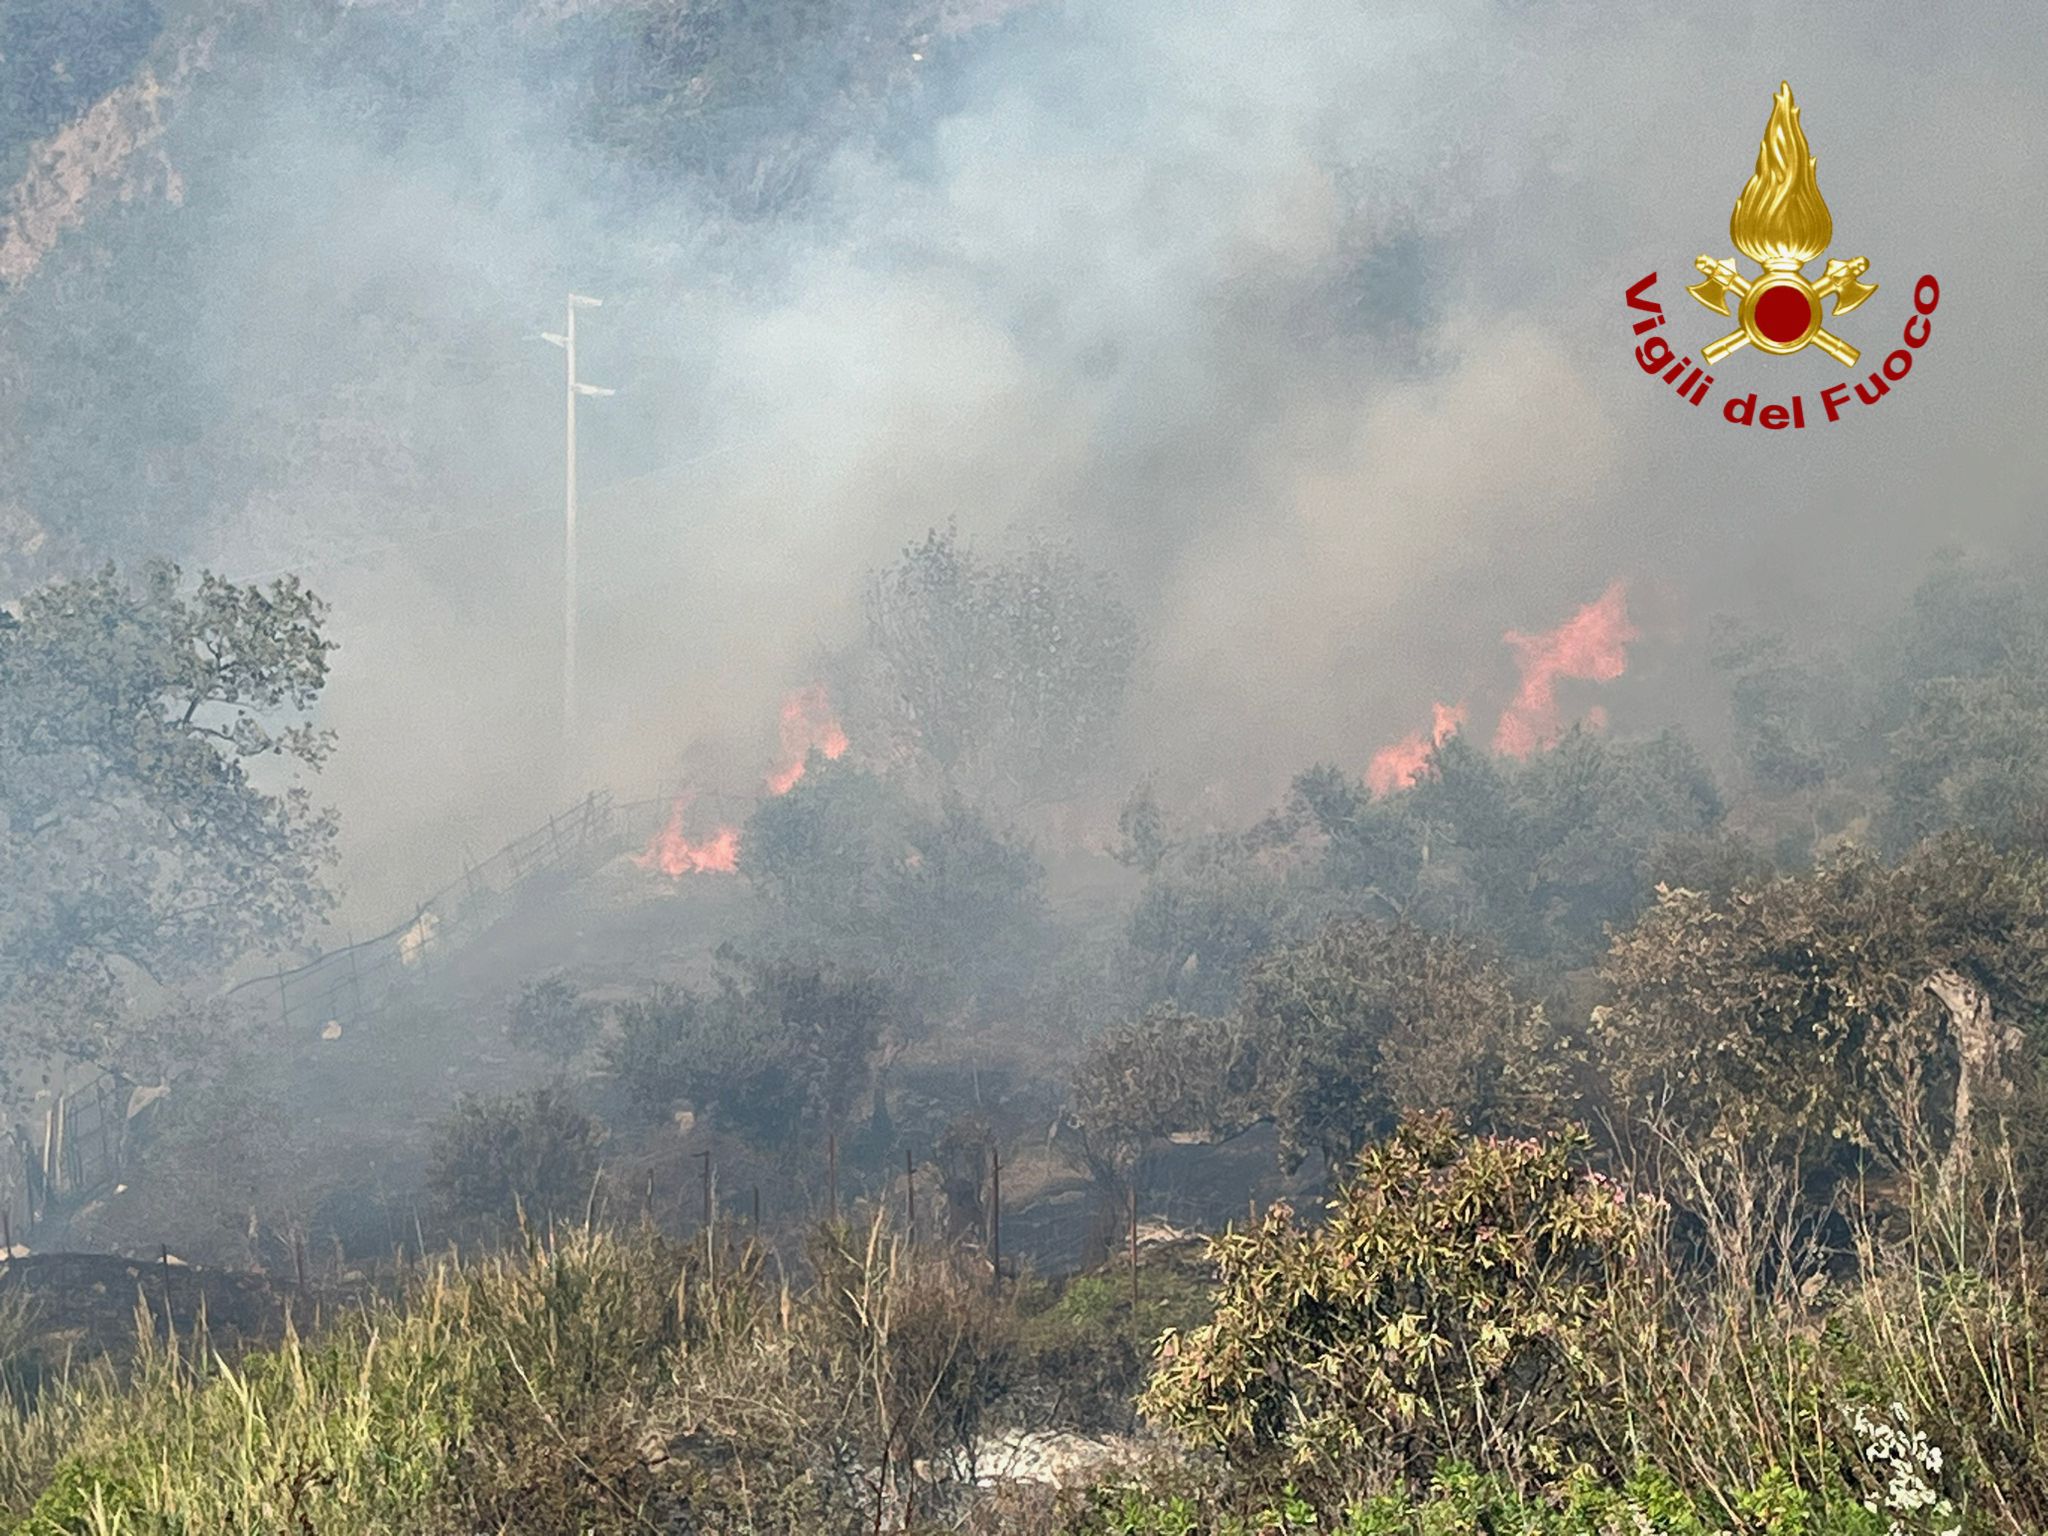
left=1753, top=285, right=1814, bottom=346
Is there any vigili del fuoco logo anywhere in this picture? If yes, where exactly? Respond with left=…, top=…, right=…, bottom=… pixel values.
left=1624, top=82, right=1940, bottom=430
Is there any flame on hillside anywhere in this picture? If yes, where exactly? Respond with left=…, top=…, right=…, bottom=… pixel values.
left=1493, top=582, right=1636, bottom=757
left=765, top=684, right=849, bottom=795
left=1367, top=701, right=1465, bottom=798
left=634, top=795, right=741, bottom=876
left=636, top=685, right=850, bottom=878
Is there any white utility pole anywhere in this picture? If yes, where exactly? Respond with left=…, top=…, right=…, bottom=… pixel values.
left=540, top=294, right=615, bottom=767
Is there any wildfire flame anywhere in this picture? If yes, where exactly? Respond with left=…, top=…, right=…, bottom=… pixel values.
left=1493, top=581, right=1637, bottom=757
left=635, top=685, right=852, bottom=878
left=1367, top=701, right=1466, bottom=798
left=634, top=794, right=741, bottom=877
left=1729, top=81, right=1833, bottom=270
left=765, top=684, right=849, bottom=796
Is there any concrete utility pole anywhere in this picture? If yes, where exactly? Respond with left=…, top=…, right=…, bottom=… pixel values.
left=540, top=295, right=614, bottom=772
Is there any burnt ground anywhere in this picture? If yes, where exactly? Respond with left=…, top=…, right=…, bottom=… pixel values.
left=0, top=1252, right=369, bottom=1378
left=53, top=844, right=1299, bottom=1295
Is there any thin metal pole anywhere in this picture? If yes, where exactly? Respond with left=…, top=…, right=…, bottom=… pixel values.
left=563, top=295, right=578, bottom=754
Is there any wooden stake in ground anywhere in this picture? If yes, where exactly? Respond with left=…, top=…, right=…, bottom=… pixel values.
left=828, top=1132, right=838, bottom=1225
left=1129, top=1182, right=1139, bottom=1313
left=160, top=1244, right=175, bottom=1336
left=989, top=1145, right=1002, bottom=1295
left=905, top=1146, right=916, bottom=1247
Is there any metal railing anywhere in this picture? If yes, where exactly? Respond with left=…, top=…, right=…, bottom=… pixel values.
left=232, top=787, right=751, bottom=1036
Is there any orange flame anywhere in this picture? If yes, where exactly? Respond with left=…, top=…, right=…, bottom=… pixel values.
left=1367, top=701, right=1466, bottom=798
left=1492, top=582, right=1637, bottom=757
left=634, top=796, right=741, bottom=877
left=765, top=684, right=849, bottom=796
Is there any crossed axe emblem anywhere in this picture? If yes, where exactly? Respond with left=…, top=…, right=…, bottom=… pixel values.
left=1687, top=254, right=1878, bottom=366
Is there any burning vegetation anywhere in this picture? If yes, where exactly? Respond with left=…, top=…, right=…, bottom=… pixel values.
left=0, top=3, right=2043, bottom=1532
left=634, top=685, right=851, bottom=876
left=12, top=542, right=2048, bottom=1534
left=1366, top=580, right=1638, bottom=796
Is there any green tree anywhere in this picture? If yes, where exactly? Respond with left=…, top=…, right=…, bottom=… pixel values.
left=861, top=526, right=1138, bottom=807
left=1880, top=649, right=2048, bottom=857
left=506, top=975, right=599, bottom=1065
left=1068, top=1005, right=1263, bottom=1183
left=1071, top=920, right=1563, bottom=1180
left=1592, top=833, right=2048, bottom=1183
left=1124, top=824, right=1323, bottom=1015
left=1403, top=730, right=1724, bottom=966
left=1710, top=619, right=1855, bottom=797
left=1292, top=730, right=1725, bottom=971
left=1238, top=919, right=1561, bottom=1172
left=0, top=563, right=336, bottom=1082
left=427, top=1085, right=604, bottom=1232
left=739, top=756, right=1047, bottom=1014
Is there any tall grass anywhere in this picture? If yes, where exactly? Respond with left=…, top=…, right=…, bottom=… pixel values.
left=0, top=1215, right=1024, bottom=1535
left=1595, top=1138, right=2047, bottom=1534
left=1, top=1144, right=2043, bottom=1534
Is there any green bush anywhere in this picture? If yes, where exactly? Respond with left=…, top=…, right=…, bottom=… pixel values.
left=426, top=1085, right=604, bottom=1231
left=1141, top=1116, right=1649, bottom=1501
left=505, top=974, right=598, bottom=1064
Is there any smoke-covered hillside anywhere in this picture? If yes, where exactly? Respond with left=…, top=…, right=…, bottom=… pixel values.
left=5, top=0, right=2045, bottom=922
left=6, top=2, right=2048, bottom=1530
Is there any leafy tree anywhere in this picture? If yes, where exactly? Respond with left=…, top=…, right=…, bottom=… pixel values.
left=739, top=756, right=1047, bottom=1014
left=1592, top=833, right=2048, bottom=1184
left=606, top=953, right=890, bottom=1156
left=1068, top=1005, right=1262, bottom=1184
left=1710, top=619, right=1856, bottom=797
left=1880, top=649, right=2048, bottom=857
left=1882, top=549, right=2043, bottom=713
left=1288, top=731, right=1725, bottom=972
left=1238, top=919, right=1561, bottom=1172
left=1110, top=776, right=1173, bottom=874
left=1401, top=730, right=1724, bottom=966
left=1142, top=1117, right=1648, bottom=1499
left=1124, top=825, right=1324, bottom=1015
left=861, top=526, right=1137, bottom=807
left=1072, top=919, right=1563, bottom=1180
left=0, top=563, right=336, bottom=1082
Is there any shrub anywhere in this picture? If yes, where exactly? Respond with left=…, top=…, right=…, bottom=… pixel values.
left=426, top=1086, right=604, bottom=1231
left=605, top=953, right=888, bottom=1154
left=505, top=975, right=597, bottom=1064
left=1592, top=833, right=2048, bottom=1191
left=1141, top=1116, right=1650, bottom=1501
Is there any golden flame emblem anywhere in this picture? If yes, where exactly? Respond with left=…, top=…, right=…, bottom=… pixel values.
left=1687, top=83, right=1877, bottom=365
